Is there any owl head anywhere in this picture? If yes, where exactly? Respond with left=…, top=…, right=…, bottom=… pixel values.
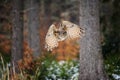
left=53, top=22, right=67, bottom=41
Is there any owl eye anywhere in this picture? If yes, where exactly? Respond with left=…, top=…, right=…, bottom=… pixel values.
left=54, top=31, right=60, bottom=36
left=63, top=31, right=67, bottom=34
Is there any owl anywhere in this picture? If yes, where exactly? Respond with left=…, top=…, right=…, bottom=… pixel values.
left=45, top=20, right=85, bottom=51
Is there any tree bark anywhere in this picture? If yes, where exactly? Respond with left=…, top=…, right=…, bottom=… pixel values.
left=24, top=0, right=41, bottom=58
left=11, top=0, right=23, bottom=73
left=79, top=0, right=109, bottom=80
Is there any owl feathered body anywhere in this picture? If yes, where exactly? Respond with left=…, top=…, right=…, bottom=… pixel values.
left=45, top=20, right=85, bottom=51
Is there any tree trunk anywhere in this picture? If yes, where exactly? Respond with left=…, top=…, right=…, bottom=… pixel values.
left=79, top=0, right=109, bottom=80
left=11, top=0, right=23, bottom=73
left=24, top=0, right=40, bottom=58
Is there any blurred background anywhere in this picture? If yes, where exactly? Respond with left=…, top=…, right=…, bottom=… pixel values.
left=0, top=0, right=120, bottom=80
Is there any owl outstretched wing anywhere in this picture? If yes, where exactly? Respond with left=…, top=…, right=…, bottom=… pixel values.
left=61, top=20, right=85, bottom=40
left=45, top=24, right=59, bottom=51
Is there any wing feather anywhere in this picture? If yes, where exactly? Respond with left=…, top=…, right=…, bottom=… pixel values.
left=45, top=24, right=58, bottom=51
left=62, top=20, right=85, bottom=40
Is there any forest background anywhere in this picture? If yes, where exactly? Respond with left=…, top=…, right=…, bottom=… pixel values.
left=0, top=0, right=120, bottom=80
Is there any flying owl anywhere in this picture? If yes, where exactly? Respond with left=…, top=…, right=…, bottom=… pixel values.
left=45, top=20, right=85, bottom=51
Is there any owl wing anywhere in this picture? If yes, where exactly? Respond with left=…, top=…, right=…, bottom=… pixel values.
left=61, top=20, right=85, bottom=40
left=45, top=24, right=59, bottom=51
